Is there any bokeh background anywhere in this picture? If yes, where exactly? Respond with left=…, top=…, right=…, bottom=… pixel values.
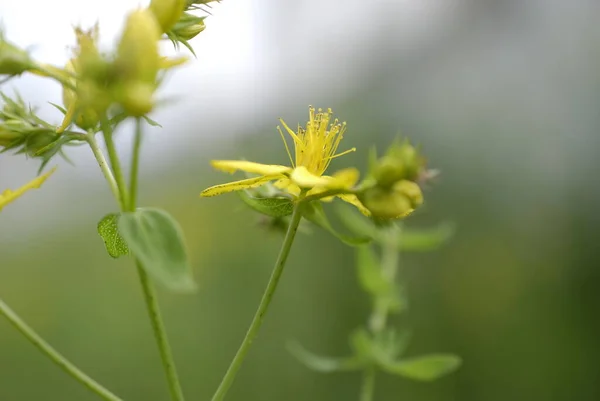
left=1, top=0, right=600, bottom=400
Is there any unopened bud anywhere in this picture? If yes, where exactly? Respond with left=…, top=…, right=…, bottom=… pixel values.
left=58, top=59, right=101, bottom=132
left=171, top=13, right=206, bottom=40
left=150, top=0, right=186, bottom=32
left=116, top=9, right=161, bottom=115
left=359, top=180, right=423, bottom=220
left=24, top=131, right=58, bottom=157
left=372, top=139, right=425, bottom=187
left=120, top=81, right=156, bottom=117
left=73, top=26, right=107, bottom=81
left=0, top=128, right=21, bottom=147
left=0, top=34, right=34, bottom=75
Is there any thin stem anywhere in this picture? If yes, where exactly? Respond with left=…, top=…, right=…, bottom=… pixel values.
left=135, top=262, right=186, bottom=401
left=100, top=119, right=129, bottom=210
left=126, top=120, right=186, bottom=401
left=87, top=132, right=120, bottom=203
left=89, top=117, right=185, bottom=401
left=0, top=298, right=122, bottom=401
left=129, top=118, right=143, bottom=209
left=359, top=367, right=376, bottom=401
left=369, top=227, right=400, bottom=335
left=210, top=202, right=305, bottom=401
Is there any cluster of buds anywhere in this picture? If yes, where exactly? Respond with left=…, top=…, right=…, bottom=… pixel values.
left=159, top=0, right=217, bottom=53
left=0, top=0, right=214, bottom=173
left=0, top=93, right=59, bottom=155
left=0, top=92, right=86, bottom=170
left=1, top=0, right=214, bottom=137
left=58, top=0, right=211, bottom=128
left=358, top=140, right=428, bottom=220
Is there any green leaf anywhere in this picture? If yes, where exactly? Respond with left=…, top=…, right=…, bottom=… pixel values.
left=349, top=328, right=375, bottom=361
left=373, top=329, right=411, bottom=361
left=399, top=223, right=455, bottom=252
left=238, top=190, right=294, bottom=217
left=382, top=354, right=462, bottom=381
left=118, top=208, right=196, bottom=292
left=97, top=213, right=129, bottom=258
left=336, top=203, right=378, bottom=239
left=356, top=245, right=390, bottom=296
left=142, top=115, right=162, bottom=128
left=48, top=102, right=67, bottom=115
left=287, top=341, right=362, bottom=373
left=304, top=202, right=371, bottom=246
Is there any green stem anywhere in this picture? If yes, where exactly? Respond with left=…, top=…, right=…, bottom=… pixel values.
left=100, top=119, right=129, bottom=210
left=87, top=132, right=121, bottom=203
left=134, top=262, right=186, bottom=401
left=90, top=118, right=186, bottom=401
left=359, top=367, right=376, bottom=401
left=125, top=120, right=186, bottom=401
left=129, top=118, right=142, bottom=209
left=210, top=203, right=305, bottom=401
left=0, top=298, right=122, bottom=401
left=369, top=227, right=400, bottom=334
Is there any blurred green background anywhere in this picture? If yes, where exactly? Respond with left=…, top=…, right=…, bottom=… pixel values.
left=2, top=0, right=600, bottom=400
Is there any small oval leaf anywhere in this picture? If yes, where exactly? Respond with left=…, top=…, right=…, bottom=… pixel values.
left=118, top=207, right=196, bottom=292
left=97, top=213, right=129, bottom=258
left=382, top=354, right=462, bottom=381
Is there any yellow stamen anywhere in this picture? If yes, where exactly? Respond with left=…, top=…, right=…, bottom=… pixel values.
left=277, top=126, right=295, bottom=168
left=326, top=147, right=356, bottom=161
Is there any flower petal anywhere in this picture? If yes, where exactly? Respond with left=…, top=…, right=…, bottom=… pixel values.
left=330, top=168, right=360, bottom=189
left=211, top=160, right=291, bottom=176
left=274, top=177, right=301, bottom=196
left=290, top=166, right=330, bottom=188
left=200, top=175, right=281, bottom=197
left=0, top=168, right=56, bottom=212
left=337, top=194, right=371, bottom=216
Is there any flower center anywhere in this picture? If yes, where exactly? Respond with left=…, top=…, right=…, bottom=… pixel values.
left=278, top=106, right=355, bottom=176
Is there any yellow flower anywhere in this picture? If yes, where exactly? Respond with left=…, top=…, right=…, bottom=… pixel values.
left=200, top=106, right=369, bottom=214
left=0, top=168, right=55, bottom=212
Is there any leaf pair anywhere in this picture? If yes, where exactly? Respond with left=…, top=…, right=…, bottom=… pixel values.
left=337, top=203, right=455, bottom=252
left=290, top=329, right=461, bottom=382
left=97, top=208, right=195, bottom=292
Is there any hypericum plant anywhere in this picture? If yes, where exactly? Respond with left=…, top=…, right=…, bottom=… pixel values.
left=290, top=205, right=460, bottom=401
left=0, top=1, right=460, bottom=400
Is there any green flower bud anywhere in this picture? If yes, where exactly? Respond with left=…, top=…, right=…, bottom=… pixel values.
left=24, top=131, right=58, bottom=157
left=119, top=81, right=156, bottom=117
left=0, top=128, right=21, bottom=147
left=73, top=26, right=107, bottom=82
left=116, top=9, right=161, bottom=116
left=58, top=59, right=101, bottom=132
left=171, top=13, right=206, bottom=40
left=371, top=139, right=425, bottom=187
left=150, top=0, right=186, bottom=33
left=0, top=34, right=34, bottom=76
left=359, top=180, right=424, bottom=220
